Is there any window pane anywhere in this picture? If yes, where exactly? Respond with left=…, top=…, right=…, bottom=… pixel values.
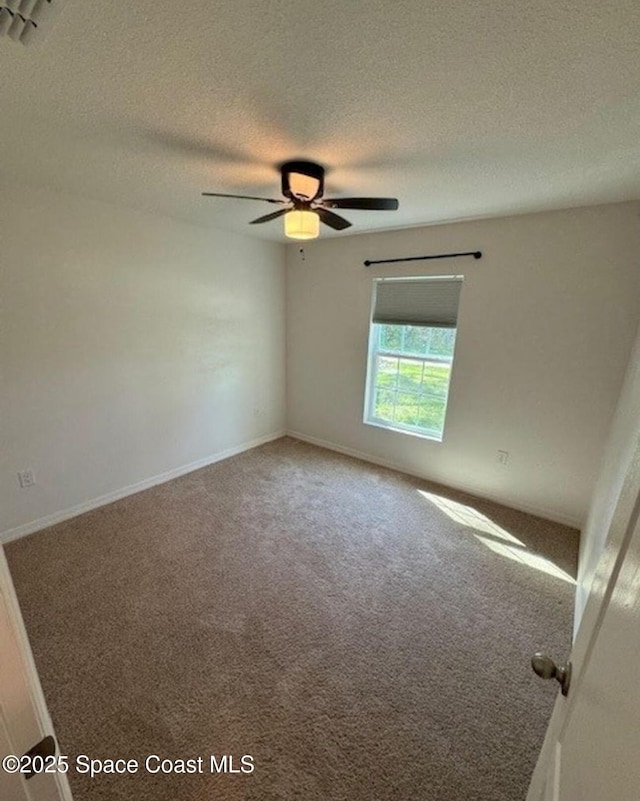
left=394, top=404, right=422, bottom=427
left=366, top=323, right=456, bottom=439
left=379, top=324, right=456, bottom=359
left=429, top=328, right=456, bottom=357
left=397, top=391, right=422, bottom=407
left=376, top=356, right=399, bottom=389
left=373, top=388, right=395, bottom=421
left=404, top=326, right=430, bottom=355
left=397, top=358, right=423, bottom=391
left=417, top=397, right=447, bottom=432
left=379, top=325, right=402, bottom=351
left=422, top=364, right=451, bottom=398
left=395, top=391, right=422, bottom=427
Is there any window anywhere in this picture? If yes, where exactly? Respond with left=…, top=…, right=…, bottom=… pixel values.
left=364, top=277, right=461, bottom=441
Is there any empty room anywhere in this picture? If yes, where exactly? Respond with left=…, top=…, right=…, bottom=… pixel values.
left=2, top=2, right=640, bottom=800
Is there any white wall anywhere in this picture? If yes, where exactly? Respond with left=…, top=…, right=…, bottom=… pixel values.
left=286, top=202, right=640, bottom=527
left=3, top=193, right=638, bottom=541
left=0, top=186, right=286, bottom=539
left=574, top=316, right=640, bottom=626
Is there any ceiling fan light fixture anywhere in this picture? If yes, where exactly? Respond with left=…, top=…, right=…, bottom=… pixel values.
left=284, top=209, right=319, bottom=240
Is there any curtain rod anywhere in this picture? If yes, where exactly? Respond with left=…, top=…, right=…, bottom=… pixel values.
left=363, top=250, right=482, bottom=267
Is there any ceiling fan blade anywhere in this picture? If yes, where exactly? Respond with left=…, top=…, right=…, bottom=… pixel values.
left=321, top=197, right=399, bottom=211
left=317, top=208, right=352, bottom=231
left=249, top=208, right=289, bottom=225
left=202, top=192, right=284, bottom=204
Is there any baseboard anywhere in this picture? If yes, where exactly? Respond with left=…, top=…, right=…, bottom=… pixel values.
left=1, top=430, right=285, bottom=545
left=2, top=428, right=580, bottom=544
left=286, top=430, right=582, bottom=529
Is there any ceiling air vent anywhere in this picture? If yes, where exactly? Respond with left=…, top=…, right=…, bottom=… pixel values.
left=0, top=0, right=61, bottom=46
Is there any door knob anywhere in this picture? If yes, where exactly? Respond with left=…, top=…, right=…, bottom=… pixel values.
left=531, top=652, right=572, bottom=697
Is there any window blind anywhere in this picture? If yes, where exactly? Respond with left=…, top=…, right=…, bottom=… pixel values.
left=372, top=276, right=463, bottom=328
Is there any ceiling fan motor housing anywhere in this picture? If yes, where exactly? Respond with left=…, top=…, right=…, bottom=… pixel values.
left=281, top=160, right=325, bottom=201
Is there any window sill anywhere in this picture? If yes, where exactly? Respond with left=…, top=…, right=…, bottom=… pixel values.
left=364, top=418, right=444, bottom=443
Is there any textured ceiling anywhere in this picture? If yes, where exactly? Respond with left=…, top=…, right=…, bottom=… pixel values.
left=2, top=0, right=640, bottom=241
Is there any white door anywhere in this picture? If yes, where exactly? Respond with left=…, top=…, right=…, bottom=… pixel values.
left=0, top=546, right=72, bottom=801
left=527, top=433, right=640, bottom=801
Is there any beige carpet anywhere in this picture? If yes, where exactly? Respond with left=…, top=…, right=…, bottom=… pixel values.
left=6, top=437, right=578, bottom=801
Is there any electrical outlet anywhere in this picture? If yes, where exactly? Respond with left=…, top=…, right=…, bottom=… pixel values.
left=17, top=469, right=36, bottom=488
left=497, top=450, right=509, bottom=466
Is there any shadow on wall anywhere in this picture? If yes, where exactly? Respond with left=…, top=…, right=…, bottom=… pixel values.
left=418, top=490, right=576, bottom=585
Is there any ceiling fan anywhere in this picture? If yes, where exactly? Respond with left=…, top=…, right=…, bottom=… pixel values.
left=202, top=160, right=399, bottom=240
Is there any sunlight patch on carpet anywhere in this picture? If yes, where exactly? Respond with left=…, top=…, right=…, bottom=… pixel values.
left=417, top=490, right=576, bottom=584
left=417, top=490, right=523, bottom=544
left=473, top=535, right=576, bottom=584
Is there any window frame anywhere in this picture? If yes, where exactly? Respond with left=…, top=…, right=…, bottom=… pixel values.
left=363, top=277, right=461, bottom=442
